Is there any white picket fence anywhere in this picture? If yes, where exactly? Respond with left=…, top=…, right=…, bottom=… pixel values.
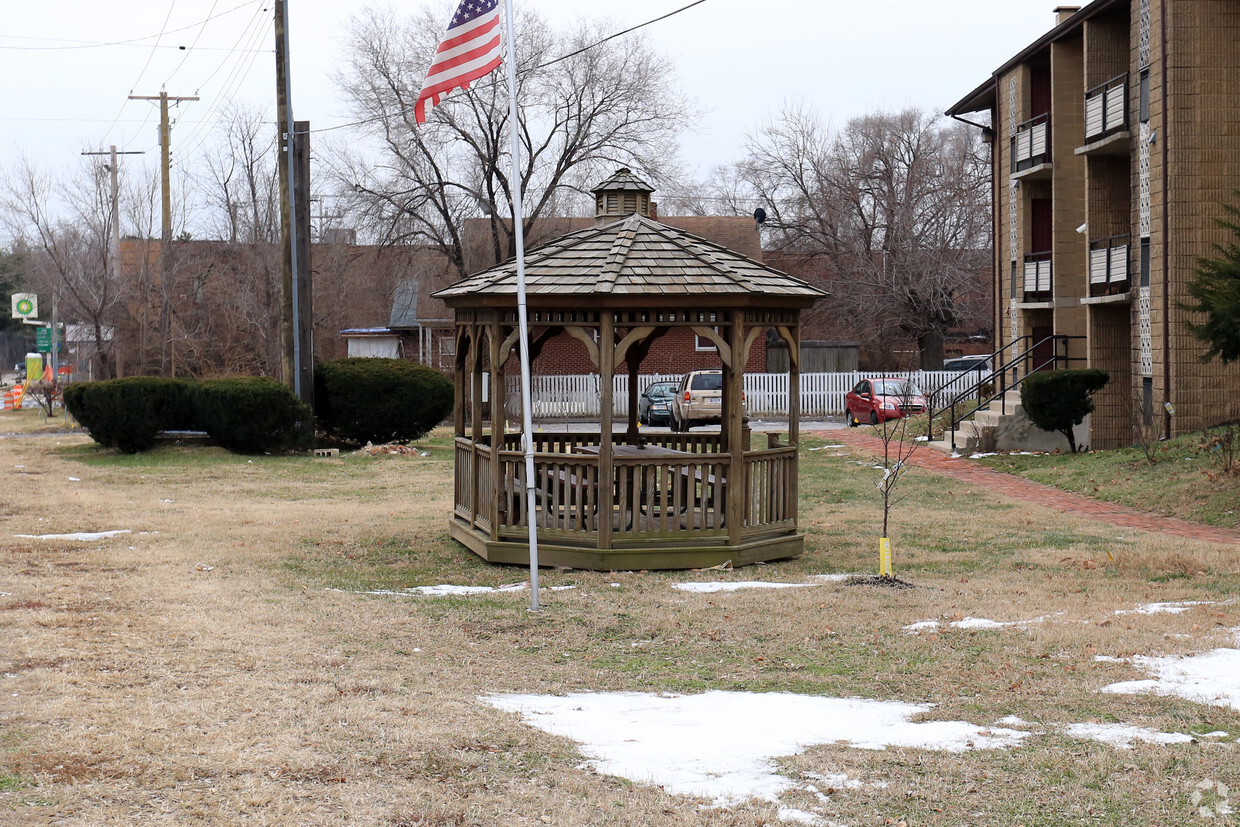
left=494, top=371, right=987, bottom=419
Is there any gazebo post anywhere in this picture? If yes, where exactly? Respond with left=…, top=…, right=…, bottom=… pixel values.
left=786, top=324, right=801, bottom=524
left=725, top=310, right=746, bottom=546
left=597, top=311, right=615, bottom=547
left=488, top=319, right=504, bottom=541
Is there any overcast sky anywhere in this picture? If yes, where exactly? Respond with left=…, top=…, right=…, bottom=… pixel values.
left=2, top=0, right=1062, bottom=200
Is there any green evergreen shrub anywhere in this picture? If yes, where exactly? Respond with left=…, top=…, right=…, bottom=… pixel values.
left=1020, top=368, right=1110, bottom=453
left=194, top=377, right=312, bottom=454
left=315, top=357, right=453, bottom=445
left=64, top=377, right=195, bottom=454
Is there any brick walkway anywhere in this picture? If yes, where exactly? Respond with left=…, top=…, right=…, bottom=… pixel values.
left=820, top=428, right=1240, bottom=546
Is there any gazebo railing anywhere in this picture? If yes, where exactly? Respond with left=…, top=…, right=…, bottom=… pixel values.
left=456, top=434, right=794, bottom=545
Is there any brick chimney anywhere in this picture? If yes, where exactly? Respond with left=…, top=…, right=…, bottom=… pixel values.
left=1054, top=6, right=1081, bottom=24
left=592, top=168, right=656, bottom=225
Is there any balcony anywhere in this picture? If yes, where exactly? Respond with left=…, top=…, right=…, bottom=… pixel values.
left=1088, top=234, right=1131, bottom=298
left=1022, top=251, right=1053, bottom=303
left=1076, top=73, right=1131, bottom=156
left=1011, top=114, right=1051, bottom=178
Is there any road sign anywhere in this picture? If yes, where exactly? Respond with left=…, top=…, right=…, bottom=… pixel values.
left=36, top=326, right=52, bottom=352
left=11, top=293, right=37, bottom=319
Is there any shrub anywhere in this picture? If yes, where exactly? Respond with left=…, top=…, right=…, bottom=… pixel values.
left=65, top=376, right=309, bottom=455
left=64, top=377, right=195, bottom=454
left=194, top=377, right=312, bottom=454
left=315, top=358, right=453, bottom=445
left=1020, top=368, right=1110, bottom=453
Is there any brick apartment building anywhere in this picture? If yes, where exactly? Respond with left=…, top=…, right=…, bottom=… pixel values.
left=948, top=1, right=1240, bottom=447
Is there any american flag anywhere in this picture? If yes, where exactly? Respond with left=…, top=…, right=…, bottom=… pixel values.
left=415, top=0, right=503, bottom=124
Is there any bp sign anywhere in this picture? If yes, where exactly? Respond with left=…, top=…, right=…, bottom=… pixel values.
left=11, top=293, right=38, bottom=319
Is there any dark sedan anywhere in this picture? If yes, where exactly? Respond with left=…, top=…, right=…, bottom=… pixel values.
left=637, top=380, right=678, bottom=426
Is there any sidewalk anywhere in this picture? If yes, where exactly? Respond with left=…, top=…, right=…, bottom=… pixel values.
left=822, top=428, right=1240, bottom=546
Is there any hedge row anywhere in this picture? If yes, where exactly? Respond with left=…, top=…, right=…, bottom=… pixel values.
left=315, top=357, right=453, bottom=446
left=64, top=376, right=312, bottom=454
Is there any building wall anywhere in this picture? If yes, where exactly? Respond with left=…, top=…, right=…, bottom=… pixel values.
left=985, top=0, right=1240, bottom=448
left=1162, top=0, right=1240, bottom=431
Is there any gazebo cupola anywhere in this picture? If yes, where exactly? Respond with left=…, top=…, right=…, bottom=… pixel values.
left=593, top=168, right=655, bottom=224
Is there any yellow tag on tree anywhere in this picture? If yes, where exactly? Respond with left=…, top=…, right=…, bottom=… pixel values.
left=879, top=537, right=893, bottom=577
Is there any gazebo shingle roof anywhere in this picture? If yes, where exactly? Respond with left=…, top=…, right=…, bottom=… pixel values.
left=434, top=214, right=825, bottom=306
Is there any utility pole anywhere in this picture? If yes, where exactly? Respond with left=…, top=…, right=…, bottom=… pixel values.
left=275, top=0, right=312, bottom=410
left=82, top=145, right=144, bottom=379
left=128, top=91, right=198, bottom=243
left=81, top=146, right=146, bottom=286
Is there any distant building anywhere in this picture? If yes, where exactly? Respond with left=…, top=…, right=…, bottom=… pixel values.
left=948, top=1, right=1240, bottom=447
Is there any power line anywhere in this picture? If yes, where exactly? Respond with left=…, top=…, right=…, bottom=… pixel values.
left=0, top=1, right=260, bottom=51
left=164, top=0, right=221, bottom=87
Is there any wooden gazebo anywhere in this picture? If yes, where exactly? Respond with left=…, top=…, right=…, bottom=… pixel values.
left=433, top=170, right=825, bottom=570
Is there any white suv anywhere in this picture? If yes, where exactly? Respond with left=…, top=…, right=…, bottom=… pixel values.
left=670, top=370, right=746, bottom=431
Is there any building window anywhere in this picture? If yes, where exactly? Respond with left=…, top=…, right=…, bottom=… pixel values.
left=1139, top=70, right=1150, bottom=122
left=1142, top=378, right=1154, bottom=426
left=695, top=326, right=719, bottom=352
left=1140, top=239, right=1151, bottom=287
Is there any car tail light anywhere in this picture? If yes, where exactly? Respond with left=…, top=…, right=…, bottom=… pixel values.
left=684, top=391, right=691, bottom=402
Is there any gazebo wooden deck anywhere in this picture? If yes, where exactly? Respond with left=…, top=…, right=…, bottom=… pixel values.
left=433, top=170, right=825, bottom=570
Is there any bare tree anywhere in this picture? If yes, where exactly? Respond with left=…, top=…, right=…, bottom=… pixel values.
left=0, top=157, right=126, bottom=380
left=194, top=105, right=281, bottom=245
left=331, top=4, right=693, bottom=277
left=736, top=107, right=991, bottom=368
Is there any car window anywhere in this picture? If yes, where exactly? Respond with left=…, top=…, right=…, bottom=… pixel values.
left=852, top=381, right=870, bottom=395
left=875, top=380, right=920, bottom=397
left=690, top=373, right=722, bottom=391
left=645, top=383, right=675, bottom=399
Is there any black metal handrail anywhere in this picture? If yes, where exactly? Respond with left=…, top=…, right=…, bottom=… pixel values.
left=1022, top=251, right=1053, bottom=301
left=1088, top=235, right=1132, bottom=296
left=1084, top=73, right=1129, bottom=142
left=1085, top=71, right=1129, bottom=101
left=926, top=335, right=1087, bottom=452
left=1011, top=113, right=1052, bottom=172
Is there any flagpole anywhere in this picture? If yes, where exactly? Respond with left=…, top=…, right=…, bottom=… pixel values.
left=502, top=0, right=540, bottom=611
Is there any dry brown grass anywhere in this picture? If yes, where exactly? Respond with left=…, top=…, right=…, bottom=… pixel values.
left=0, top=428, right=1236, bottom=825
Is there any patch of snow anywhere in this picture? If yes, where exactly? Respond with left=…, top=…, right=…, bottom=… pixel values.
left=808, top=445, right=845, bottom=451
left=1102, top=648, right=1240, bottom=711
left=808, top=574, right=852, bottom=582
left=67, top=476, right=80, bottom=482
left=484, top=691, right=1028, bottom=813
left=1115, top=600, right=1214, bottom=616
left=1200, top=731, right=1229, bottom=738
left=15, top=529, right=131, bottom=541
left=949, top=452, right=962, bottom=459
left=995, top=716, right=1033, bottom=728
left=952, top=617, right=1007, bottom=630
left=332, top=583, right=576, bottom=597
left=674, top=582, right=818, bottom=593
left=968, top=452, right=998, bottom=459
left=903, top=620, right=941, bottom=634
left=777, top=807, right=823, bottom=825
left=609, top=583, right=621, bottom=588
left=1063, top=722, right=1192, bottom=749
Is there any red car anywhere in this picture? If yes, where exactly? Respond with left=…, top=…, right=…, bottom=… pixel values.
left=844, top=378, right=928, bottom=426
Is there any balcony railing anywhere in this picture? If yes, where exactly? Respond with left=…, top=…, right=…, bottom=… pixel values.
left=1084, top=73, right=1129, bottom=142
left=1089, top=234, right=1131, bottom=296
left=1012, top=113, right=1051, bottom=172
left=1022, top=251, right=1052, bottom=302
